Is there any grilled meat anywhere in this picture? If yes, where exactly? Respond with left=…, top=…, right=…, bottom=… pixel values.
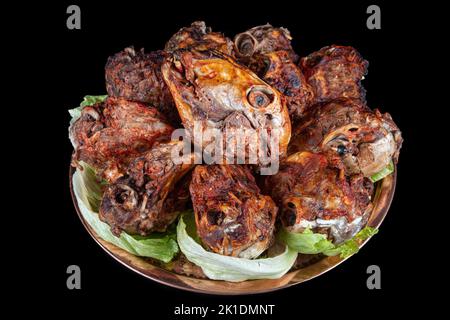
left=165, top=21, right=234, bottom=55
left=300, top=45, right=368, bottom=105
left=161, top=49, right=291, bottom=168
left=234, top=25, right=313, bottom=120
left=256, top=50, right=314, bottom=120
left=190, top=165, right=277, bottom=258
left=105, top=47, right=180, bottom=125
left=289, top=99, right=402, bottom=177
left=234, top=24, right=298, bottom=62
left=99, top=141, right=195, bottom=236
left=70, top=97, right=173, bottom=182
left=266, top=151, right=373, bottom=243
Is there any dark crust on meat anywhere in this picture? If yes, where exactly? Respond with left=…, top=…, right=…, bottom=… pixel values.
left=99, top=141, right=194, bottom=236
left=70, top=97, right=174, bottom=182
left=266, top=152, right=373, bottom=238
left=234, top=24, right=298, bottom=62
left=234, top=25, right=312, bottom=121
left=255, top=51, right=314, bottom=120
left=105, top=47, right=180, bottom=125
left=190, top=165, right=278, bottom=258
left=165, top=21, right=234, bottom=55
left=161, top=48, right=292, bottom=165
left=289, top=98, right=403, bottom=176
left=300, top=45, right=369, bottom=106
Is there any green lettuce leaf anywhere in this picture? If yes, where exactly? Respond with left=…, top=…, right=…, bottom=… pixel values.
left=323, top=227, right=378, bottom=258
left=68, top=95, right=108, bottom=124
left=177, top=214, right=298, bottom=282
left=370, top=161, right=394, bottom=182
left=72, top=162, right=179, bottom=263
left=279, top=226, right=378, bottom=258
left=277, top=228, right=335, bottom=254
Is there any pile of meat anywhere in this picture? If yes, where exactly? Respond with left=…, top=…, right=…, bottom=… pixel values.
left=70, top=22, right=402, bottom=268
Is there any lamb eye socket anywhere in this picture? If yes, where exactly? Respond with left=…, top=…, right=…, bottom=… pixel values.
left=247, top=88, right=273, bottom=108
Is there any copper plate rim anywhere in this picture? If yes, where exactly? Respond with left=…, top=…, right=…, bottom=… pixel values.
left=69, top=165, right=397, bottom=295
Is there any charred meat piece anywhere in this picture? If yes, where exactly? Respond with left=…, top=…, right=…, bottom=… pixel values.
left=105, top=47, right=180, bottom=125
left=234, top=24, right=298, bottom=62
left=190, top=165, right=277, bottom=259
left=300, top=45, right=368, bottom=105
left=99, top=141, right=195, bottom=236
left=165, top=21, right=234, bottom=55
left=255, top=51, right=314, bottom=120
left=234, top=25, right=313, bottom=120
left=162, top=49, right=291, bottom=167
left=70, top=97, right=174, bottom=182
left=289, top=99, right=402, bottom=178
left=266, top=151, right=373, bottom=243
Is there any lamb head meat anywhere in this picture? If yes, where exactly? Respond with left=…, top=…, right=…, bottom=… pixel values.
left=70, top=97, right=174, bottom=182
left=105, top=47, right=180, bottom=125
left=300, top=45, right=369, bottom=105
left=266, top=151, right=373, bottom=243
left=289, top=98, right=402, bottom=178
left=234, top=25, right=314, bottom=120
left=99, top=141, right=195, bottom=236
left=190, top=165, right=277, bottom=259
left=161, top=48, right=291, bottom=169
left=165, top=21, right=234, bottom=56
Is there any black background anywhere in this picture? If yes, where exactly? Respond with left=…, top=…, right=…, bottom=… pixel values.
left=19, top=0, right=433, bottom=316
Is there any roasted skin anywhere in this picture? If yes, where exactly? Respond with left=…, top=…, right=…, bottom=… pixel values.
left=289, top=99, right=402, bottom=178
left=165, top=21, right=234, bottom=55
left=105, top=47, right=180, bottom=125
left=190, top=165, right=277, bottom=258
left=234, top=24, right=298, bottom=62
left=162, top=49, right=291, bottom=168
left=266, top=151, right=373, bottom=243
left=70, top=97, right=173, bottom=182
left=234, top=25, right=313, bottom=120
left=99, top=141, right=194, bottom=236
left=300, top=45, right=368, bottom=105
left=256, top=50, right=314, bottom=120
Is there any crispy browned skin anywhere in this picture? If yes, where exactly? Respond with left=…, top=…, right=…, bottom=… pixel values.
left=266, top=151, right=373, bottom=243
left=165, top=21, right=234, bottom=55
left=300, top=45, right=368, bottom=105
left=162, top=49, right=291, bottom=166
left=234, top=24, right=298, bottom=62
left=190, top=165, right=277, bottom=258
left=99, top=141, right=195, bottom=236
left=234, top=25, right=313, bottom=120
left=105, top=47, right=180, bottom=125
left=70, top=97, right=174, bottom=182
left=289, top=99, right=402, bottom=177
left=257, top=51, right=314, bottom=120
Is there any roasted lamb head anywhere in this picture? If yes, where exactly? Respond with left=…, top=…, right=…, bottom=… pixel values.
left=300, top=45, right=368, bottom=105
left=70, top=97, right=174, bottom=182
left=266, top=151, right=373, bottom=243
left=190, top=165, right=277, bottom=259
left=289, top=99, right=402, bottom=178
left=105, top=47, right=180, bottom=125
left=162, top=49, right=291, bottom=170
left=165, top=21, right=234, bottom=56
left=234, top=24, right=298, bottom=62
left=99, top=141, right=195, bottom=236
left=234, top=25, right=314, bottom=120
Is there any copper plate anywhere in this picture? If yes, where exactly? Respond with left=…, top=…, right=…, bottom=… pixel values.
left=69, top=165, right=396, bottom=295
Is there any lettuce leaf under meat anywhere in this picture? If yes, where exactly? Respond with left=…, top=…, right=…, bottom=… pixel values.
left=68, top=95, right=108, bottom=124
left=278, top=226, right=378, bottom=258
left=370, top=160, right=394, bottom=182
left=72, top=162, right=179, bottom=263
left=177, top=213, right=298, bottom=282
